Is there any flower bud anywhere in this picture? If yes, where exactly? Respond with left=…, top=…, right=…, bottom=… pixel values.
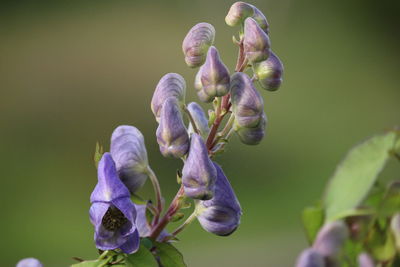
left=187, top=102, right=210, bottom=138
left=235, top=112, right=267, bottom=145
left=243, top=17, right=270, bottom=64
left=156, top=97, right=190, bottom=158
left=151, top=73, right=186, bottom=122
left=230, top=72, right=264, bottom=128
left=110, top=125, right=149, bottom=194
left=196, top=162, right=242, bottom=236
left=16, top=258, right=43, bottom=267
left=313, top=221, right=349, bottom=260
left=182, top=22, right=215, bottom=68
left=199, top=46, right=230, bottom=98
left=358, top=252, right=374, bottom=267
left=295, top=248, right=325, bottom=267
left=182, top=133, right=216, bottom=200
left=194, top=67, right=214, bottom=103
left=391, top=213, right=400, bottom=251
left=225, top=2, right=254, bottom=27
left=251, top=6, right=269, bottom=34
left=253, top=51, right=283, bottom=91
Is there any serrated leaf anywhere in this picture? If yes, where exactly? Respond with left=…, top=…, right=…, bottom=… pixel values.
left=155, top=242, right=186, bottom=267
left=302, top=205, right=324, bottom=244
left=126, top=244, right=158, bottom=267
left=324, top=131, right=398, bottom=222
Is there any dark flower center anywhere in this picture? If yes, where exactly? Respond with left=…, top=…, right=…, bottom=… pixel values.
left=102, top=207, right=128, bottom=231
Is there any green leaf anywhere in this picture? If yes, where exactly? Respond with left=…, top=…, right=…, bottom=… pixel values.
left=71, top=259, right=107, bottom=267
left=324, top=131, right=398, bottom=222
left=302, top=205, right=324, bottom=244
left=378, top=181, right=400, bottom=218
left=366, top=222, right=396, bottom=262
left=126, top=244, right=158, bottom=267
left=155, top=242, right=186, bottom=267
left=131, top=194, right=147, bottom=205
left=141, top=238, right=153, bottom=250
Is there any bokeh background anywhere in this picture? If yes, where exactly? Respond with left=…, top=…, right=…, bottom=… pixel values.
left=1, top=0, right=399, bottom=266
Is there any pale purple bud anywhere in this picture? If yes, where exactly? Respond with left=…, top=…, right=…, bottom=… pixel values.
left=151, top=73, right=186, bottom=122
left=182, top=23, right=215, bottom=68
left=251, top=6, right=269, bottom=34
left=200, top=46, right=230, bottom=98
left=187, top=102, right=210, bottom=138
left=243, top=17, right=270, bottom=63
left=182, top=133, right=216, bottom=200
left=110, top=125, right=149, bottom=193
left=295, top=248, right=326, bottom=267
left=194, top=67, right=214, bottom=103
left=197, top=162, right=242, bottom=236
left=235, top=112, right=267, bottom=145
left=225, top=2, right=254, bottom=27
left=313, top=221, right=349, bottom=260
left=253, top=51, right=284, bottom=91
left=230, top=72, right=264, bottom=128
left=16, top=258, right=43, bottom=267
left=156, top=97, right=189, bottom=158
left=358, top=253, right=374, bottom=267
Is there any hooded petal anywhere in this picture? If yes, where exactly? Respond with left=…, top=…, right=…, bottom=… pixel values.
left=187, top=102, right=210, bottom=139
left=119, top=229, right=140, bottom=254
left=313, top=221, right=349, bottom=260
left=295, top=248, right=325, bottom=267
left=110, top=125, right=149, bottom=193
left=197, top=162, right=242, bottom=236
left=156, top=97, right=190, bottom=158
left=225, top=2, right=255, bottom=27
left=90, top=153, right=130, bottom=203
left=182, top=134, right=216, bottom=200
left=253, top=51, right=284, bottom=91
left=243, top=17, right=270, bottom=64
left=234, top=113, right=267, bottom=145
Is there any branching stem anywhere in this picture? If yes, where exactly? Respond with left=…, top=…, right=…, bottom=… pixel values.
left=147, top=167, right=164, bottom=225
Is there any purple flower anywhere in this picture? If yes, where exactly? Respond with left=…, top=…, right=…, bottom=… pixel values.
left=134, top=204, right=170, bottom=242
left=156, top=97, right=190, bottom=158
left=312, top=221, right=348, bottom=261
left=235, top=113, right=267, bottom=145
left=182, top=133, right=216, bottom=200
left=187, top=102, right=210, bottom=138
left=295, top=248, right=325, bottom=267
left=197, top=46, right=230, bottom=98
left=16, top=258, right=43, bottom=267
left=253, top=51, right=284, bottom=91
left=89, top=153, right=139, bottom=254
left=182, top=23, right=215, bottom=68
left=251, top=5, right=269, bottom=34
left=358, top=252, right=374, bottom=267
left=194, top=68, right=214, bottom=103
left=110, top=125, right=149, bottom=193
left=151, top=73, right=186, bottom=122
left=225, top=2, right=269, bottom=34
left=197, top=162, right=242, bottom=236
left=243, top=17, right=270, bottom=64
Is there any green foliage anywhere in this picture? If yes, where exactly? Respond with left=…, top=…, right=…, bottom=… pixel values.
left=154, top=242, right=187, bottom=267
left=302, top=204, right=324, bottom=244
left=324, top=131, right=399, bottom=222
left=126, top=244, right=158, bottom=267
left=366, top=221, right=396, bottom=262
left=71, top=259, right=108, bottom=267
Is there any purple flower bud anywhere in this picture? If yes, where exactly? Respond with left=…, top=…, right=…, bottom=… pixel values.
left=89, top=153, right=139, bottom=254
left=16, top=258, right=43, bottom=267
left=197, top=162, right=242, bottom=236
left=194, top=67, right=214, bottom=103
left=182, top=23, right=215, bottom=68
left=358, top=253, right=374, bottom=267
left=182, top=133, right=216, bottom=200
left=156, top=97, right=190, bottom=158
left=295, top=248, right=325, bottom=267
left=110, top=125, right=149, bottom=194
left=134, top=204, right=170, bottom=242
left=243, top=17, right=271, bottom=64
left=199, top=46, right=230, bottom=98
left=225, top=2, right=254, bottom=27
left=253, top=51, right=284, bottom=91
left=313, top=221, right=349, bottom=260
left=235, top=112, right=267, bottom=145
left=251, top=6, right=269, bottom=34
left=231, top=72, right=264, bottom=128
left=187, top=102, right=210, bottom=138
left=151, top=73, right=186, bottom=122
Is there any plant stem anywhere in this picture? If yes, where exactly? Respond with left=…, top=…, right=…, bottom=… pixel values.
left=168, top=211, right=198, bottom=240
left=184, top=105, right=200, bottom=134
left=147, top=167, right=164, bottom=225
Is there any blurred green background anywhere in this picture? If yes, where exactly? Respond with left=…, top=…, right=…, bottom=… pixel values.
left=1, top=0, right=399, bottom=266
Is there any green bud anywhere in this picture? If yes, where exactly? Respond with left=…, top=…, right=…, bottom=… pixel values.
left=253, top=51, right=284, bottom=91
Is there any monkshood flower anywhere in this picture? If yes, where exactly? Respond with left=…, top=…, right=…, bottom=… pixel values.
left=231, top=72, right=265, bottom=128
left=182, top=133, right=216, bottom=200
left=16, top=258, right=43, bottom=267
left=251, top=5, right=269, bottom=34
left=151, top=73, right=186, bottom=122
left=156, top=97, right=190, bottom=158
left=134, top=204, right=170, bottom=242
left=187, top=102, right=210, bottom=139
left=225, top=2, right=269, bottom=34
left=243, top=17, right=270, bottom=64
left=196, top=162, right=242, bottom=236
left=197, top=46, right=230, bottom=98
left=313, top=221, right=349, bottom=261
left=110, top=125, right=149, bottom=194
left=194, top=68, right=214, bottom=103
left=182, top=22, right=215, bottom=68
left=235, top=112, right=267, bottom=145
left=89, top=153, right=139, bottom=253
left=358, top=252, right=374, bottom=267
left=295, top=248, right=325, bottom=267
left=253, top=51, right=284, bottom=91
